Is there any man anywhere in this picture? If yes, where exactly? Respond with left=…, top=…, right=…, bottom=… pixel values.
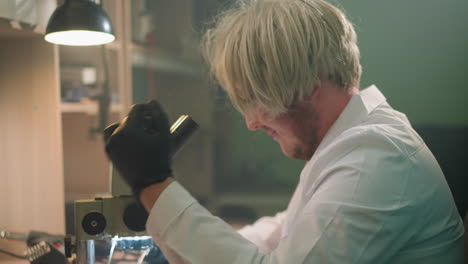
left=104, top=0, right=464, bottom=263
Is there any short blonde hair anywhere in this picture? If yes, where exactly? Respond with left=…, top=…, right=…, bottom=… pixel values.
left=202, top=0, right=362, bottom=117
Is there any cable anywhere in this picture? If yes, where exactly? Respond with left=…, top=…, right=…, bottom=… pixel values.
left=100, top=0, right=111, bottom=131
left=98, top=41, right=111, bottom=132
left=0, top=248, right=26, bottom=259
left=88, top=0, right=111, bottom=136
left=146, top=32, right=157, bottom=100
left=0, top=230, right=28, bottom=240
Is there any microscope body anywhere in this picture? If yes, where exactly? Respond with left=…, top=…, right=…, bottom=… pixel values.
left=73, top=115, right=198, bottom=263
left=74, top=171, right=146, bottom=241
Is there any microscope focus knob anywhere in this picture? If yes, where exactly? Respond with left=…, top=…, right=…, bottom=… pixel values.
left=123, top=202, right=148, bottom=232
left=82, top=211, right=107, bottom=235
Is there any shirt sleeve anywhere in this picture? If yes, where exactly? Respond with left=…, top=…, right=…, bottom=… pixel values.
left=146, top=182, right=263, bottom=263
left=145, top=168, right=417, bottom=264
left=145, top=176, right=414, bottom=264
left=237, top=212, right=286, bottom=253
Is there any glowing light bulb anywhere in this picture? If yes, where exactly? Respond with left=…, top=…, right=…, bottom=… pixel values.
left=44, top=30, right=115, bottom=46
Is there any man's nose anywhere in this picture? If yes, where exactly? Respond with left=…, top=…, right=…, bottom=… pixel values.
left=245, top=116, right=260, bottom=131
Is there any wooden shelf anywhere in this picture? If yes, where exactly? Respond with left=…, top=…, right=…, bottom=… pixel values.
left=0, top=18, right=44, bottom=38
left=0, top=29, right=65, bottom=239
left=61, top=101, right=123, bottom=114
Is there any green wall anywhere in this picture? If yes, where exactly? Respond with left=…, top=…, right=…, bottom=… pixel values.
left=331, top=0, right=468, bottom=125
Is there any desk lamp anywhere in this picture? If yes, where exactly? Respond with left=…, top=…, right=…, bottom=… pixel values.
left=44, top=0, right=115, bottom=46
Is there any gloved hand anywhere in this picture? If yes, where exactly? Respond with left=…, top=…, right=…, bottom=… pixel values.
left=104, top=100, right=172, bottom=197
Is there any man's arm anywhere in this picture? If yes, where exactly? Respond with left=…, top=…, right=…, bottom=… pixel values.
left=140, top=178, right=286, bottom=254
left=139, top=178, right=175, bottom=211
left=237, top=212, right=286, bottom=253
left=144, top=177, right=406, bottom=264
left=236, top=185, right=301, bottom=251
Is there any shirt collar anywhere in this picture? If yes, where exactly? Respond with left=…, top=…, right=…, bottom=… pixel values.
left=312, top=85, right=387, bottom=156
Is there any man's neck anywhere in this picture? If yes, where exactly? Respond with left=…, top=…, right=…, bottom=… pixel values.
left=315, top=82, right=358, bottom=144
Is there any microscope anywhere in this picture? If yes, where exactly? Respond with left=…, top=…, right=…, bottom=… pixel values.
left=70, top=115, right=198, bottom=263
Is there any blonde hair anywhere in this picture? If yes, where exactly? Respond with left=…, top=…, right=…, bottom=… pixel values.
left=202, top=0, right=362, bottom=117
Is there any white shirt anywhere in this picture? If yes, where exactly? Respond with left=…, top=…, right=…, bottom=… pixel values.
left=146, top=86, right=465, bottom=263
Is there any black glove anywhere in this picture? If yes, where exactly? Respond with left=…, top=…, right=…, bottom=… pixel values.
left=104, top=100, right=172, bottom=196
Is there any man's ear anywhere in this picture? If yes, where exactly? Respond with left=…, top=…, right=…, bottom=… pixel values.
left=305, top=81, right=321, bottom=102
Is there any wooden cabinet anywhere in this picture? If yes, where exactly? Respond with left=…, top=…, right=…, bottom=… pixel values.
left=0, top=1, right=131, bottom=262
left=0, top=9, right=64, bottom=264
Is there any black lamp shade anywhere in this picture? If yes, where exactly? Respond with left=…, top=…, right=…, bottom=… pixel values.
left=45, top=0, right=115, bottom=46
